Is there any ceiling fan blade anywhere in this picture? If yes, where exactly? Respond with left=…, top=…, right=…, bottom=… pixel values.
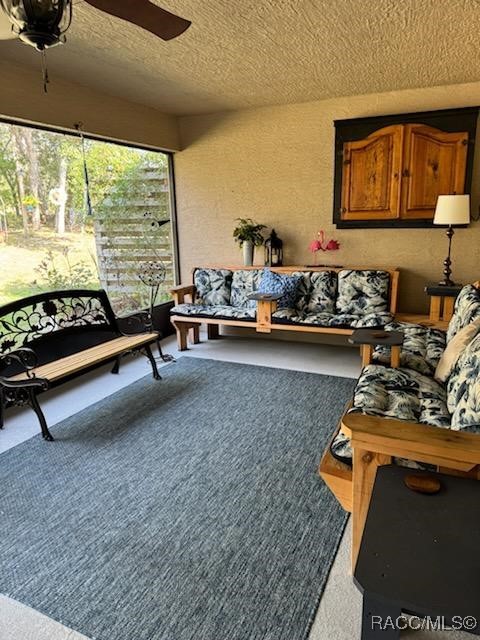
left=83, top=0, right=191, bottom=41
left=0, top=9, right=15, bottom=40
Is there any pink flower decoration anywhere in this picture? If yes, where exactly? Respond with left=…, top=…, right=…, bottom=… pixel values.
left=325, top=239, right=340, bottom=251
left=308, top=230, right=340, bottom=253
left=309, top=240, right=323, bottom=253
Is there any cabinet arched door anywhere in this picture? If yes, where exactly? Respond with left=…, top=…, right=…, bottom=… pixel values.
left=400, top=124, right=468, bottom=219
left=341, top=125, right=403, bottom=220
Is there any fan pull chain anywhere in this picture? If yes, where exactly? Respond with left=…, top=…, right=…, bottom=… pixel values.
left=40, top=49, right=50, bottom=94
left=74, top=123, right=93, bottom=217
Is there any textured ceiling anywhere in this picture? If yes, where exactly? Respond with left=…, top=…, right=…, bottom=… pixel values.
left=1, top=0, right=480, bottom=116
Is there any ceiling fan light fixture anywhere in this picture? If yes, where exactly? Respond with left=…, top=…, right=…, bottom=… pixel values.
left=0, top=0, right=72, bottom=50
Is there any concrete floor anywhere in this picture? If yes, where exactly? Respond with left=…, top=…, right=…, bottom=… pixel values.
left=0, top=333, right=471, bottom=640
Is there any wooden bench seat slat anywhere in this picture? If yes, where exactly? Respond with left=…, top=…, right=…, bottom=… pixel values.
left=10, top=333, right=157, bottom=383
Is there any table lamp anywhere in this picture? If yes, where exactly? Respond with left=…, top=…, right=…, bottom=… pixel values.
left=433, top=194, right=470, bottom=287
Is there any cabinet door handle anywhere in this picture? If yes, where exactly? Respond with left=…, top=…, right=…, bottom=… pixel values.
left=402, top=169, right=410, bottom=178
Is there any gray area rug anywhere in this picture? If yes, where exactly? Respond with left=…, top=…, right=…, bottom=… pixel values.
left=0, top=357, right=355, bottom=640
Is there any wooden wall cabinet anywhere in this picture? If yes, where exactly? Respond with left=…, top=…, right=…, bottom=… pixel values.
left=334, top=107, right=478, bottom=228
left=341, top=125, right=403, bottom=221
left=400, top=124, right=467, bottom=219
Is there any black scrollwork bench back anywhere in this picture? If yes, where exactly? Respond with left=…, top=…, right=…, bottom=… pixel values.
left=0, top=289, right=120, bottom=378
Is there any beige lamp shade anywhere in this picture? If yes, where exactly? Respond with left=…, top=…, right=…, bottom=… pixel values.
left=433, top=195, right=470, bottom=225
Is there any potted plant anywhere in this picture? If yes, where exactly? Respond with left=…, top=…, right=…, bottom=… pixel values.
left=233, top=218, right=266, bottom=266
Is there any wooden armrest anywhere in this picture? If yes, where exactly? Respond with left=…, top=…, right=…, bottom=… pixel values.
left=349, top=329, right=403, bottom=348
left=252, top=295, right=279, bottom=328
left=343, top=412, right=480, bottom=468
left=248, top=293, right=282, bottom=302
left=170, top=285, right=196, bottom=293
left=170, top=284, right=196, bottom=304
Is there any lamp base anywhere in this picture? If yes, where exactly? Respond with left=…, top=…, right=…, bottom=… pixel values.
left=439, top=228, right=455, bottom=288
left=438, top=278, right=457, bottom=287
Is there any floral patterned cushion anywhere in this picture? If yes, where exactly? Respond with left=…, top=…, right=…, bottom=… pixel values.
left=171, top=303, right=256, bottom=321
left=332, top=327, right=480, bottom=466
left=292, top=271, right=338, bottom=313
left=271, top=310, right=392, bottom=328
left=193, top=268, right=233, bottom=306
left=447, top=284, right=480, bottom=342
left=447, top=332, right=480, bottom=431
left=230, top=269, right=263, bottom=308
left=372, top=321, right=447, bottom=376
left=330, top=364, right=451, bottom=465
left=351, top=364, right=451, bottom=426
left=293, top=272, right=313, bottom=312
left=330, top=364, right=450, bottom=466
left=336, top=270, right=390, bottom=316
left=305, top=271, right=338, bottom=313
left=294, top=311, right=335, bottom=326
left=330, top=431, right=353, bottom=465
left=272, top=308, right=301, bottom=323
left=330, top=431, right=436, bottom=471
left=331, top=312, right=393, bottom=328
left=272, top=310, right=335, bottom=326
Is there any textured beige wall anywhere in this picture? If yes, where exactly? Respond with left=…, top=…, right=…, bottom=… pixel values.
left=0, top=60, right=180, bottom=151
left=175, top=82, right=480, bottom=313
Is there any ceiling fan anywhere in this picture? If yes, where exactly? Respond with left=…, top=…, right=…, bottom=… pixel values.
left=0, top=1, right=190, bottom=90
left=0, top=0, right=191, bottom=49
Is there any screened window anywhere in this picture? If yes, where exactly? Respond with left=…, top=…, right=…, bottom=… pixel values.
left=0, top=121, right=177, bottom=315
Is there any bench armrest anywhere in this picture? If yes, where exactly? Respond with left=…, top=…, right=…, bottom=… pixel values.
left=170, top=285, right=196, bottom=305
left=0, top=375, right=49, bottom=391
left=343, top=411, right=480, bottom=470
left=0, top=347, right=49, bottom=390
left=0, top=347, right=39, bottom=378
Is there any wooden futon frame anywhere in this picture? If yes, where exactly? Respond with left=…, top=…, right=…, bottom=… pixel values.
left=0, top=289, right=161, bottom=441
left=319, top=288, right=480, bottom=569
left=171, top=265, right=400, bottom=350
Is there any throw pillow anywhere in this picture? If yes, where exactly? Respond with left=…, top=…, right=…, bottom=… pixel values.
left=446, top=284, right=480, bottom=342
left=435, top=318, right=480, bottom=383
left=258, top=269, right=300, bottom=308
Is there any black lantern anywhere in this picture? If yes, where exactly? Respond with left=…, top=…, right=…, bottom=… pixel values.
left=264, top=229, right=283, bottom=267
left=0, top=0, right=72, bottom=50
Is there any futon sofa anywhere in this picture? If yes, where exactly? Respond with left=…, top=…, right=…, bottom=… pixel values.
left=330, top=283, right=480, bottom=464
left=319, top=282, right=480, bottom=566
left=170, top=266, right=399, bottom=350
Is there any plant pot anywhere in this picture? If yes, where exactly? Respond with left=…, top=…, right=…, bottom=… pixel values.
left=243, top=241, right=254, bottom=266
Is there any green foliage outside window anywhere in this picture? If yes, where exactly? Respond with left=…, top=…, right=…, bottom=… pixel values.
left=0, top=122, right=174, bottom=311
